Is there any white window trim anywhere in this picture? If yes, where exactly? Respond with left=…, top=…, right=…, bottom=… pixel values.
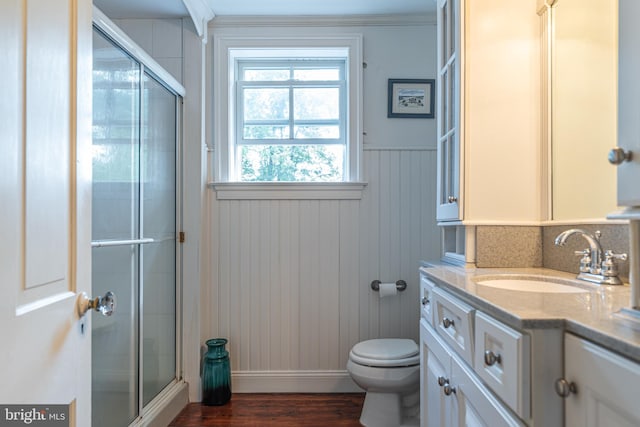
left=211, top=33, right=365, bottom=200
left=208, top=181, right=367, bottom=200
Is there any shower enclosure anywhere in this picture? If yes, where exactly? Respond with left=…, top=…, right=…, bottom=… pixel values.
left=91, top=14, right=184, bottom=427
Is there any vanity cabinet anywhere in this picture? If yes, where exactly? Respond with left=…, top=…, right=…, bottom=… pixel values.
left=420, top=275, right=529, bottom=427
left=419, top=270, right=563, bottom=427
left=617, top=0, right=640, bottom=206
left=561, top=333, right=640, bottom=427
left=420, top=319, right=525, bottom=427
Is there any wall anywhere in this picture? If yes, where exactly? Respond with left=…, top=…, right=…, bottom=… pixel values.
left=542, top=223, right=629, bottom=280
left=112, top=18, right=184, bottom=82
left=474, top=223, right=630, bottom=282
left=206, top=16, right=440, bottom=392
left=108, top=13, right=439, bottom=394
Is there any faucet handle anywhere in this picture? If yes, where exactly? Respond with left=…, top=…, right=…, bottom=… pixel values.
left=604, top=250, right=628, bottom=262
left=601, top=250, right=628, bottom=278
left=574, top=249, right=592, bottom=273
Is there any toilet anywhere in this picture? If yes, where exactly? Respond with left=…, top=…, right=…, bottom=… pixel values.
left=346, top=338, right=420, bottom=427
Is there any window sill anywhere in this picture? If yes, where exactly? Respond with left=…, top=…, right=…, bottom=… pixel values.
left=208, top=182, right=368, bottom=200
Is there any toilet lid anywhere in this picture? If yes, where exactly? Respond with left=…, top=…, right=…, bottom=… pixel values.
left=350, top=339, right=419, bottom=367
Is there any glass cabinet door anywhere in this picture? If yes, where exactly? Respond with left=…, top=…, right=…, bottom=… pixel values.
left=436, top=0, right=461, bottom=221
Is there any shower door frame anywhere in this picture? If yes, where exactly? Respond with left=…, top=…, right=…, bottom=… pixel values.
left=92, top=7, right=186, bottom=426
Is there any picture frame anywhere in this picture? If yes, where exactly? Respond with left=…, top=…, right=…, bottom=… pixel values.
left=387, top=78, right=435, bottom=118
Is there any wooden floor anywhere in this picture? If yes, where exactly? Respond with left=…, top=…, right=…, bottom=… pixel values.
left=169, top=393, right=365, bottom=426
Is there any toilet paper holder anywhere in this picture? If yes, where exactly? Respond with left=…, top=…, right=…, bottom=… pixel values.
left=370, top=280, right=407, bottom=292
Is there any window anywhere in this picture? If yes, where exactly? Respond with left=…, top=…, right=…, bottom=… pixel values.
left=211, top=34, right=363, bottom=192
left=236, top=59, right=346, bottom=182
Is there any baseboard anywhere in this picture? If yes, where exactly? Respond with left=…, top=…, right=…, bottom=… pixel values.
left=231, top=370, right=363, bottom=393
left=141, top=381, right=189, bottom=427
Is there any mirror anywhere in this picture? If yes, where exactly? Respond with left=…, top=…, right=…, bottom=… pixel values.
left=547, top=0, right=618, bottom=220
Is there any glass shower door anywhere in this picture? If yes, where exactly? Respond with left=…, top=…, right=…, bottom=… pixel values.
left=92, top=28, right=141, bottom=427
left=92, top=26, right=179, bottom=427
left=140, top=72, right=177, bottom=406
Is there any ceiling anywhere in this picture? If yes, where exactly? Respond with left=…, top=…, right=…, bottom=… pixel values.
left=93, top=0, right=434, bottom=19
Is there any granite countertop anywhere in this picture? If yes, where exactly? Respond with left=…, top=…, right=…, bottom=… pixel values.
left=421, top=263, right=640, bottom=363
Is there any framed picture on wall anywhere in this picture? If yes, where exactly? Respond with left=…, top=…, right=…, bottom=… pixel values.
left=387, top=79, right=435, bottom=118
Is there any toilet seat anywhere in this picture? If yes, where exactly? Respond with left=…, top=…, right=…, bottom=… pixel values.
left=350, top=338, right=419, bottom=367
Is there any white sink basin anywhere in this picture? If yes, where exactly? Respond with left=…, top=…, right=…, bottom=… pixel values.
left=475, top=278, right=589, bottom=294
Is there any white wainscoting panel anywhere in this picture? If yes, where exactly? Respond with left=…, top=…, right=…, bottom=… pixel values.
left=208, top=148, right=439, bottom=391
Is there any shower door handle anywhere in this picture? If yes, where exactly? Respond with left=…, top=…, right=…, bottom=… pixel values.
left=77, top=291, right=116, bottom=318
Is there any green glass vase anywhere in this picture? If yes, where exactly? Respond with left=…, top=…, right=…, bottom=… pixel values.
left=202, top=338, right=232, bottom=406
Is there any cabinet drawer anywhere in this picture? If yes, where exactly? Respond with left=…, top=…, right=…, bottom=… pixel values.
left=474, top=311, right=530, bottom=419
left=432, top=287, right=475, bottom=366
left=420, top=273, right=435, bottom=325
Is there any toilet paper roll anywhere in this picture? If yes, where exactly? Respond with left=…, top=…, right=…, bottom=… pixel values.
left=378, top=282, right=398, bottom=298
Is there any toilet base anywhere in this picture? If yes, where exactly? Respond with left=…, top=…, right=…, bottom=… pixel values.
left=359, top=391, right=419, bottom=427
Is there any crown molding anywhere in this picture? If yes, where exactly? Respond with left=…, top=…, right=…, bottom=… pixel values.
left=182, top=0, right=215, bottom=38
left=210, top=13, right=435, bottom=29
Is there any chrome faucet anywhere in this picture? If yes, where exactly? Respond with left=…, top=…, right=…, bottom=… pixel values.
left=554, top=229, right=627, bottom=286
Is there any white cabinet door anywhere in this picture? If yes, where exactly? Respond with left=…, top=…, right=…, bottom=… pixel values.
left=617, top=0, right=640, bottom=206
left=435, top=0, right=462, bottom=221
left=564, top=334, right=640, bottom=427
left=421, top=319, right=451, bottom=427
left=452, top=356, right=525, bottom=427
left=0, top=0, right=92, bottom=423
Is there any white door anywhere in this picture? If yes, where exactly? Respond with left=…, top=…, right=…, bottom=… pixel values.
left=617, top=0, right=640, bottom=206
left=0, top=0, right=93, bottom=425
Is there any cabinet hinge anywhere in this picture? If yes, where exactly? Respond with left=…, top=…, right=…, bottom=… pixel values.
left=179, top=232, right=185, bottom=243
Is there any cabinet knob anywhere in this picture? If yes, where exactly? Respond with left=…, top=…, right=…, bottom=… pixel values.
left=421, top=296, right=430, bottom=306
left=484, top=350, right=502, bottom=366
left=437, top=376, right=448, bottom=387
left=442, top=317, right=455, bottom=328
left=443, top=384, right=456, bottom=396
left=554, top=378, right=577, bottom=398
left=608, top=147, right=632, bottom=165
left=447, top=195, right=458, bottom=203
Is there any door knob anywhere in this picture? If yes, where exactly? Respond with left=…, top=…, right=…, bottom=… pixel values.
left=77, top=291, right=116, bottom=317
left=608, top=147, right=632, bottom=165
left=554, top=378, right=577, bottom=397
